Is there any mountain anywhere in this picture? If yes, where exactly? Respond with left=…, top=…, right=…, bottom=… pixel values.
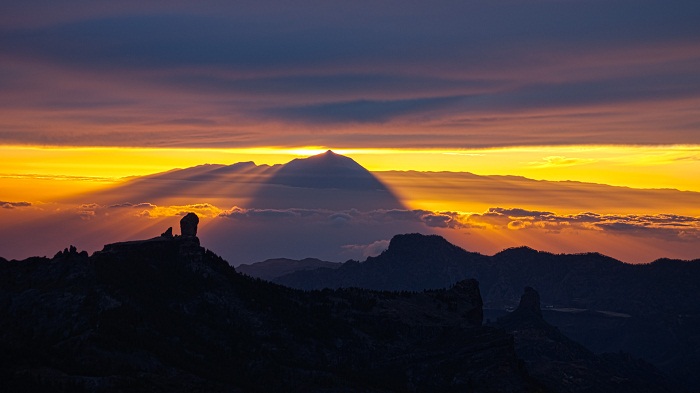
left=236, top=257, right=341, bottom=281
left=266, top=150, right=389, bottom=191
left=0, top=220, right=538, bottom=392
left=273, top=233, right=700, bottom=390
left=276, top=234, right=491, bottom=291
left=76, top=150, right=404, bottom=210
left=493, top=287, right=681, bottom=393
left=249, top=150, right=405, bottom=209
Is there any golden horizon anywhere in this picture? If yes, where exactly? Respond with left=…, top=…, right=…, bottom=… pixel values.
left=3, top=143, right=700, bottom=194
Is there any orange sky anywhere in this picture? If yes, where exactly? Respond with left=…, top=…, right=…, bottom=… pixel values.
left=1, top=1, right=699, bottom=264
left=4, top=144, right=700, bottom=199
left=1, top=145, right=699, bottom=264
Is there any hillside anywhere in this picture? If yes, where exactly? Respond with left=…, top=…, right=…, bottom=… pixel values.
left=0, top=227, right=535, bottom=392
left=273, top=233, right=700, bottom=389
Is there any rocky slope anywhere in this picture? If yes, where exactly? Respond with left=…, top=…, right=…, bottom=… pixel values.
left=0, top=223, right=537, bottom=392
left=493, top=287, right=681, bottom=393
left=273, top=233, right=700, bottom=390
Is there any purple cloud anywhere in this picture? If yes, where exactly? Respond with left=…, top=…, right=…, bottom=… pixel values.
left=1, top=1, right=699, bottom=148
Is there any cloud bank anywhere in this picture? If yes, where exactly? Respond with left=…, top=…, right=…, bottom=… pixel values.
left=1, top=201, right=31, bottom=209
left=1, top=0, right=699, bottom=148
left=1, top=198, right=698, bottom=263
left=216, top=206, right=700, bottom=243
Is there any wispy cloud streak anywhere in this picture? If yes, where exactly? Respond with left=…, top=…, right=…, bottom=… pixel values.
left=0, top=1, right=698, bottom=148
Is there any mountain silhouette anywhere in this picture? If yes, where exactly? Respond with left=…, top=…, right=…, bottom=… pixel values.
left=272, top=233, right=700, bottom=390
left=0, top=221, right=538, bottom=392
left=236, top=257, right=341, bottom=281
left=275, top=233, right=491, bottom=291
left=493, top=287, right=680, bottom=393
left=80, top=150, right=404, bottom=211
left=267, top=150, right=387, bottom=190
left=249, top=150, right=405, bottom=209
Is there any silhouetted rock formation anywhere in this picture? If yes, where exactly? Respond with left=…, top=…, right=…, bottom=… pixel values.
left=516, top=286, right=542, bottom=317
left=272, top=233, right=700, bottom=390
left=160, top=226, right=173, bottom=238
left=0, top=226, right=537, bottom=392
left=494, top=288, right=681, bottom=393
left=179, top=212, right=199, bottom=237
left=53, top=245, right=88, bottom=259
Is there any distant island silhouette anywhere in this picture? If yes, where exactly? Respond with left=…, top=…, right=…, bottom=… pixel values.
left=249, top=150, right=405, bottom=209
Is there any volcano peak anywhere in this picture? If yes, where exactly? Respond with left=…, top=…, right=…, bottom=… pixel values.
left=249, top=151, right=404, bottom=209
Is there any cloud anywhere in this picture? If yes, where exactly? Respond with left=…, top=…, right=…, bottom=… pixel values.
left=27, top=199, right=700, bottom=246
left=1, top=2, right=699, bottom=148
left=77, top=201, right=222, bottom=219
left=108, top=202, right=156, bottom=209
left=466, top=207, right=700, bottom=242
left=136, top=203, right=222, bottom=218
left=528, top=156, right=597, bottom=168
left=262, top=95, right=465, bottom=124
left=421, top=213, right=458, bottom=228
left=341, top=239, right=390, bottom=259
left=108, top=202, right=135, bottom=208
left=220, top=207, right=306, bottom=220
left=216, top=205, right=700, bottom=242
left=5, top=3, right=698, bottom=72
left=77, top=210, right=96, bottom=220
left=0, top=173, right=118, bottom=182
left=1, top=201, right=31, bottom=209
left=161, top=73, right=495, bottom=100
left=207, top=205, right=700, bottom=264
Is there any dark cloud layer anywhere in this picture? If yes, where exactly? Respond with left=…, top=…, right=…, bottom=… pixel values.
left=1, top=199, right=698, bottom=263
left=1, top=201, right=31, bottom=209
left=217, top=205, right=700, bottom=243
left=1, top=0, right=699, bottom=147
left=263, top=96, right=466, bottom=124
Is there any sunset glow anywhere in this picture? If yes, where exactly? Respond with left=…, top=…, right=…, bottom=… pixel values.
left=3, top=143, right=700, bottom=264
left=4, top=144, right=700, bottom=198
left=1, top=0, right=699, bottom=264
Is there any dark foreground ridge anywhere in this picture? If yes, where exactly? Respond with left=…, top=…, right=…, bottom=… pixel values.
left=494, top=287, right=680, bottom=393
left=273, top=233, right=700, bottom=390
left=0, top=217, right=538, bottom=392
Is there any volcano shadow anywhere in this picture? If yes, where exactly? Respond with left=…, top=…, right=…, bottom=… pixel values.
left=248, top=150, right=405, bottom=210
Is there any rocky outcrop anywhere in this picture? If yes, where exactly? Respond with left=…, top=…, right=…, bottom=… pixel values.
left=494, top=288, right=680, bottom=393
left=179, top=212, right=199, bottom=237
left=53, top=244, right=88, bottom=259
left=515, top=286, right=542, bottom=317
left=160, top=226, right=173, bottom=238
left=0, top=223, right=535, bottom=392
left=273, top=233, right=700, bottom=390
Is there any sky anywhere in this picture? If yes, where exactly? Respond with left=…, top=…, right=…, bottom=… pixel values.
left=1, top=0, right=700, bottom=264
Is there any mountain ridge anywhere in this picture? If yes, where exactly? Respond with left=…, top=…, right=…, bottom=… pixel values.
left=493, top=287, right=681, bottom=393
left=0, top=224, right=538, bottom=392
left=1, top=216, right=692, bottom=391
left=272, top=233, right=700, bottom=390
